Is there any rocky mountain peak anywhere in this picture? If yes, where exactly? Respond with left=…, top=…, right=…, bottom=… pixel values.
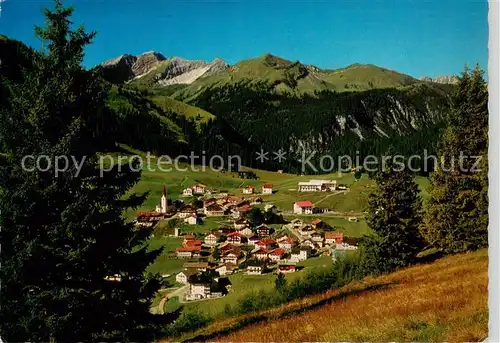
left=420, top=75, right=458, bottom=85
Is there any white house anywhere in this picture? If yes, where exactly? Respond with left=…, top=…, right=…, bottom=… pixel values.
left=215, top=264, right=237, bottom=276
left=246, top=265, right=264, bottom=275
left=277, top=236, right=295, bottom=251
left=290, top=246, right=310, bottom=262
left=221, top=252, right=239, bottom=265
left=261, top=184, right=273, bottom=194
left=297, top=180, right=337, bottom=192
left=204, top=232, right=221, bottom=246
left=188, top=282, right=211, bottom=300
left=242, top=185, right=255, bottom=194
left=254, top=248, right=269, bottom=260
left=192, top=184, right=206, bottom=195
left=325, top=232, right=343, bottom=246
left=268, top=248, right=286, bottom=262
left=184, top=215, right=201, bottom=225
left=234, top=218, right=250, bottom=230
left=293, top=201, right=313, bottom=214
left=176, top=270, right=197, bottom=284
left=178, top=205, right=197, bottom=218
left=182, top=188, right=193, bottom=197
left=298, top=225, right=315, bottom=237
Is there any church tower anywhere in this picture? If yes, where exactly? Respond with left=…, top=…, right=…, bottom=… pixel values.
left=161, top=186, right=167, bottom=213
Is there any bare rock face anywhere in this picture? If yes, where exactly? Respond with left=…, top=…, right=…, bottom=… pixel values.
left=131, top=52, right=166, bottom=77
left=420, top=75, right=458, bottom=84
left=100, top=52, right=229, bottom=85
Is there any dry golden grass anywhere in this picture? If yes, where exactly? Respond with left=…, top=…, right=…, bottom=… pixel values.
left=166, top=249, right=488, bottom=342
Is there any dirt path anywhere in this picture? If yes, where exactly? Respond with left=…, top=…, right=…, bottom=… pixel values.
left=312, top=191, right=344, bottom=207
left=158, top=285, right=189, bottom=313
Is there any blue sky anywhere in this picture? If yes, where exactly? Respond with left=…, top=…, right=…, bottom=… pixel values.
left=0, top=0, right=488, bottom=78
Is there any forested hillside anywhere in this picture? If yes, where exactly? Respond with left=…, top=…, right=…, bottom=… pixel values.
left=189, top=81, right=452, bottom=173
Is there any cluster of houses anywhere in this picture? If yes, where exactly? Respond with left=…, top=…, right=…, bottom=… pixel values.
left=135, top=185, right=268, bottom=228
left=175, top=262, right=232, bottom=301
left=174, top=214, right=359, bottom=302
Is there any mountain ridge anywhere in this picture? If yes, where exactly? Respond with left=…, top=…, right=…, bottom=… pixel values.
left=99, top=51, right=444, bottom=96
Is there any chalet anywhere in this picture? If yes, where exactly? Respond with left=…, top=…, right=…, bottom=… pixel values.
left=255, top=238, right=277, bottom=251
left=238, top=227, right=253, bottom=237
left=325, top=232, right=343, bottom=246
left=242, top=185, right=255, bottom=194
left=290, top=218, right=304, bottom=228
left=236, top=204, right=252, bottom=217
left=290, top=246, right=310, bottom=262
left=261, top=184, right=273, bottom=194
left=310, top=232, right=324, bottom=246
left=184, top=214, right=201, bottom=225
left=268, top=248, right=286, bottom=262
left=192, top=184, right=207, bottom=195
left=301, top=239, right=316, bottom=249
left=186, top=276, right=211, bottom=300
left=186, top=273, right=230, bottom=301
left=175, top=245, right=201, bottom=258
left=311, top=219, right=323, bottom=228
left=337, top=185, right=349, bottom=191
left=205, top=232, right=221, bottom=246
left=227, top=232, right=244, bottom=245
left=348, top=217, right=358, bottom=222
left=136, top=211, right=165, bottom=227
left=202, top=198, right=217, bottom=209
left=337, top=237, right=359, bottom=250
left=178, top=205, right=197, bottom=218
left=176, top=269, right=198, bottom=284
left=215, top=263, right=237, bottom=276
left=246, top=262, right=265, bottom=275
left=221, top=251, right=239, bottom=265
left=278, top=264, right=297, bottom=273
left=264, top=204, right=278, bottom=214
left=205, top=203, right=225, bottom=216
left=233, top=218, right=250, bottom=230
left=256, top=224, right=271, bottom=237
left=298, top=225, right=315, bottom=237
left=277, top=236, right=295, bottom=251
left=294, top=201, right=313, bottom=215
left=182, top=187, right=193, bottom=196
left=219, top=243, right=239, bottom=253
left=254, top=248, right=269, bottom=260
left=248, top=234, right=260, bottom=246
left=297, top=180, right=337, bottom=192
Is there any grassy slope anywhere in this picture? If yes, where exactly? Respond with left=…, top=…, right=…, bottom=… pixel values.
left=150, top=94, right=215, bottom=124
left=169, top=249, right=488, bottom=342
left=169, top=54, right=422, bottom=99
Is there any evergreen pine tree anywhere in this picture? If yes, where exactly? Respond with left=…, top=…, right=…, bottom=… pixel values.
left=0, top=2, right=177, bottom=341
left=361, top=157, right=425, bottom=274
left=421, top=65, right=488, bottom=253
left=275, top=273, right=287, bottom=294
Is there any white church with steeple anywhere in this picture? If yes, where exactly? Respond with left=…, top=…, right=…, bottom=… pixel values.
left=155, top=186, right=168, bottom=214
